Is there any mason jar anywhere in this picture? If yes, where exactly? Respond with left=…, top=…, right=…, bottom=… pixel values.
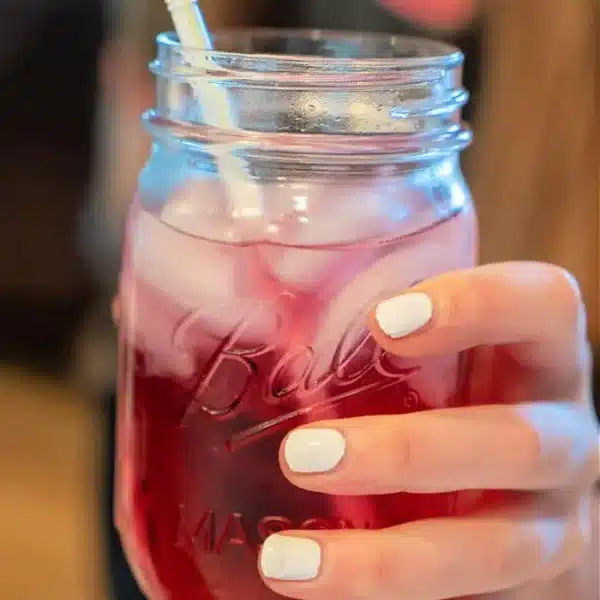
left=117, top=28, right=476, bottom=599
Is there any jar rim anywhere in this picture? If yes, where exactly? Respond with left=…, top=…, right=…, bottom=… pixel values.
left=150, top=27, right=471, bottom=158
left=156, top=28, right=463, bottom=72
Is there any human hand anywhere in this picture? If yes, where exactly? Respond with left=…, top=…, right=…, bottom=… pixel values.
left=259, top=262, right=599, bottom=599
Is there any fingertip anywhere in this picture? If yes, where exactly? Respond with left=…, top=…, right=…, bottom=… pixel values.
left=281, top=427, right=347, bottom=475
left=368, top=290, right=438, bottom=358
left=373, top=292, right=434, bottom=339
left=260, top=534, right=322, bottom=582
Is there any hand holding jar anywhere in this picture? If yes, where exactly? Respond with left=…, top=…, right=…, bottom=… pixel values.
left=259, top=263, right=598, bottom=600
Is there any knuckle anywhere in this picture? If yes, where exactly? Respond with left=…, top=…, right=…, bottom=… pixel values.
left=514, top=415, right=548, bottom=480
left=541, top=512, right=587, bottom=580
left=548, top=265, right=584, bottom=323
left=390, top=427, right=422, bottom=490
left=367, top=550, right=407, bottom=598
left=442, top=275, right=486, bottom=327
left=441, top=283, right=467, bottom=326
left=516, top=404, right=598, bottom=486
left=561, top=523, right=588, bottom=572
left=575, top=419, right=600, bottom=484
left=440, top=271, right=500, bottom=337
left=481, top=527, right=535, bottom=587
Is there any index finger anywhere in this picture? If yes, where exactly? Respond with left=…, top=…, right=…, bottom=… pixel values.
left=369, top=262, right=590, bottom=397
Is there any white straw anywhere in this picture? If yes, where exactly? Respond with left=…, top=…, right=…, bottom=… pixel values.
left=164, top=0, right=264, bottom=219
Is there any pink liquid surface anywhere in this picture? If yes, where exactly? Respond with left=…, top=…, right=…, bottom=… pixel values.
left=117, top=185, right=478, bottom=599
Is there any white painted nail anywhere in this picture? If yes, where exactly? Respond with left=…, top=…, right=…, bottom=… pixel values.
left=260, top=535, right=322, bottom=581
left=284, top=429, right=346, bottom=474
left=375, top=293, right=433, bottom=339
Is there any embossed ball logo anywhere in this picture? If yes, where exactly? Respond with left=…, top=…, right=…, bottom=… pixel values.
left=173, top=292, right=421, bottom=451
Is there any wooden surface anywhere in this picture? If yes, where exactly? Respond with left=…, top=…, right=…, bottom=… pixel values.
left=0, top=368, right=107, bottom=600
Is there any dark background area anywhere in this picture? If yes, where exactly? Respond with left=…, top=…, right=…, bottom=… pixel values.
left=0, top=2, right=104, bottom=374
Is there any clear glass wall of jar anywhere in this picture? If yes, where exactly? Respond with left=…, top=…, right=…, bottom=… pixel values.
left=117, top=29, right=475, bottom=600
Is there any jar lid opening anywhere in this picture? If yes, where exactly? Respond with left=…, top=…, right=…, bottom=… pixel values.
left=156, top=28, right=463, bottom=75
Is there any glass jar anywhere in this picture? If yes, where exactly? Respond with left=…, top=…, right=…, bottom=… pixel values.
left=117, top=28, right=476, bottom=600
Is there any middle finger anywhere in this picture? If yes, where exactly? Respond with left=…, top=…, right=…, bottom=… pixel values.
left=279, top=403, right=598, bottom=494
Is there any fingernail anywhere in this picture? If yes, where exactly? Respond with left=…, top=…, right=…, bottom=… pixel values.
left=375, top=292, right=433, bottom=338
left=260, top=534, right=321, bottom=581
left=284, top=429, right=346, bottom=474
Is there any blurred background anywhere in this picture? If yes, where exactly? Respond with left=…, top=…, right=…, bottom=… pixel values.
left=0, top=0, right=596, bottom=599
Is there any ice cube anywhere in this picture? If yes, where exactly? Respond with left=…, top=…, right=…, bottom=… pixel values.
left=307, top=211, right=474, bottom=407
left=134, top=209, right=237, bottom=308
left=258, top=178, right=429, bottom=293
left=159, top=177, right=229, bottom=239
left=120, top=264, right=198, bottom=378
left=160, top=177, right=267, bottom=243
left=131, top=209, right=276, bottom=349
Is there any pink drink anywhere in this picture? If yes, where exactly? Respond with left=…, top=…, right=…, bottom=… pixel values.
left=117, top=173, right=478, bottom=598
